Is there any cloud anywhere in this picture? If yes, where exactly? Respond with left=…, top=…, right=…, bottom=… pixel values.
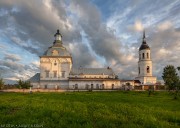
left=128, top=20, right=144, bottom=32
left=0, top=44, right=6, bottom=49
left=69, top=0, right=128, bottom=68
left=68, top=42, right=98, bottom=68
left=0, top=59, right=38, bottom=80
left=0, top=0, right=180, bottom=82
left=157, top=21, right=172, bottom=31
left=4, top=53, right=21, bottom=61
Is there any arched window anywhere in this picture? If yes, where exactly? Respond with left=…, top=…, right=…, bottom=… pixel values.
left=53, top=71, right=57, bottom=78
left=85, top=84, right=88, bottom=89
left=96, top=84, right=99, bottom=89
left=91, top=84, right=93, bottom=89
left=142, top=53, right=145, bottom=59
left=112, top=84, right=114, bottom=89
left=75, top=84, right=78, bottom=89
left=139, top=67, right=140, bottom=74
left=102, top=84, right=104, bottom=89
left=147, top=53, right=149, bottom=59
left=147, top=66, right=150, bottom=73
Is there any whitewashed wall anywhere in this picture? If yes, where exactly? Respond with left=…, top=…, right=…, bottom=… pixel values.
left=69, top=80, right=121, bottom=90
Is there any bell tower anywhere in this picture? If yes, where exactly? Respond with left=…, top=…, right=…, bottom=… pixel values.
left=135, top=31, right=156, bottom=84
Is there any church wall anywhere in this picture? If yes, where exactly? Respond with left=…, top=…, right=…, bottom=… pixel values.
left=39, top=80, right=69, bottom=89
left=69, top=80, right=120, bottom=90
left=136, top=76, right=157, bottom=84
left=120, top=81, right=135, bottom=90
left=40, top=57, right=72, bottom=81
left=146, top=77, right=157, bottom=84
left=69, top=74, right=114, bottom=79
left=138, top=61, right=152, bottom=76
left=103, top=81, right=120, bottom=89
left=69, top=80, right=102, bottom=89
left=31, top=82, right=40, bottom=89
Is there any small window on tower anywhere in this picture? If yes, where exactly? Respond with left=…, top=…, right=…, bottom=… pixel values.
left=147, top=53, right=149, bottom=59
left=143, top=53, right=145, bottom=59
left=139, top=53, right=141, bottom=60
left=147, top=66, right=150, bottom=73
left=54, top=61, right=57, bottom=66
left=139, top=67, right=140, bottom=74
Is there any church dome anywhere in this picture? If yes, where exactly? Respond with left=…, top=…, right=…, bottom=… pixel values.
left=139, top=31, right=150, bottom=51
left=43, top=46, right=71, bottom=56
left=42, top=30, right=71, bottom=57
left=139, top=41, right=150, bottom=51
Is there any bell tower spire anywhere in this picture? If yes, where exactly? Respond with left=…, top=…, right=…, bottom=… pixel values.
left=143, top=30, right=145, bottom=39
left=142, top=30, right=146, bottom=44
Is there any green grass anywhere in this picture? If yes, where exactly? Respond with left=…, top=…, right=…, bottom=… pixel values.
left=0, top=91, right=180, bottom=128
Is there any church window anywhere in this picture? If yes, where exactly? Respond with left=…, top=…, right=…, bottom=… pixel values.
left=139, top=67, right=140, bottom=74
left=96, top=84, right=99, bottom=89
left=102, top=84, right=104, bottom=89
left=147, top=53, right=149, bottom=59
left=61, top=71, right=65, bottom=78
left=112, top=84, right=114, bottom=89
left=91, top=84, right=93, bottom=89
left=147, top=66, right=150, bottom=73
left=45, top=71, right=49, bottom=78
left=53, top=71, right=57, bottom=78
left=143, top=53, right=145, bottom=59
left=75, top=84, right=78, bottom=89
left=139, top=53, right=141, bottom=60
left=54, top=61, right=57, bottom=66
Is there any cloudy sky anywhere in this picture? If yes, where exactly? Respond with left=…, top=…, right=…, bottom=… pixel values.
left=0, top=0, right=180, bottom=83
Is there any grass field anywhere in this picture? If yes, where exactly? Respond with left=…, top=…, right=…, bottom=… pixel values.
left=0, top=91, right=179, bottom=128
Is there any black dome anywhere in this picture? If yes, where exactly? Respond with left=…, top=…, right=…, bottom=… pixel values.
left=139, top=31, right=150, bottom=51
left=139, top=41, right=150, bottom=51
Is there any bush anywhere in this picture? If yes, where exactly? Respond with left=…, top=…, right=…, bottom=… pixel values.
left=0, top=78, right=5, bottom=90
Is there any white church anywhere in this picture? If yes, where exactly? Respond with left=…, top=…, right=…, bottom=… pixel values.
left=29, top=30, right=157, bottom=90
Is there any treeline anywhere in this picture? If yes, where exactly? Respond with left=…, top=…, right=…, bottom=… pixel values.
left=0, top=79, right=32, bottom=90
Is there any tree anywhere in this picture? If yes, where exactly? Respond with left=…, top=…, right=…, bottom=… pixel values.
left=0, top=78, right=5, bottom=90
left=162, top=65, right=179, bottom=99
left=17, top=79, right=31, bottom=92
left=162, top=65, right=179, bottom=90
